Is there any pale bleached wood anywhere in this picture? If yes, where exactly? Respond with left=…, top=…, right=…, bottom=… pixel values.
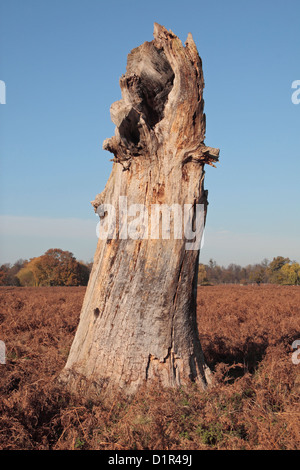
left=60, top=24, right=219, bottom=397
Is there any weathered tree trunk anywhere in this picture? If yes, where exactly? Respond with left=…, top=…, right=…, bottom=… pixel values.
left=60, top=24, right=219, bottom=397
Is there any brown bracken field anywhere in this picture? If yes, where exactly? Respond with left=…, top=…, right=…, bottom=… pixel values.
left=0, top=285, right=299, bottom=450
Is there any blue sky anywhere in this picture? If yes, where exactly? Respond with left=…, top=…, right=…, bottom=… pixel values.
left=0, top=0, right=299, bottom=266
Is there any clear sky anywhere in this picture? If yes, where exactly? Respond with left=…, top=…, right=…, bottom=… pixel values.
left=0, top=0, right=299, bottom=266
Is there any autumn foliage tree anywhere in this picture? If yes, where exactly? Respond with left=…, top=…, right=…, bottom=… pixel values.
left=0, top=260, right=26, bottom=286
left=273, top=260, right=300, bottom=285
left=0, top=264, right=19, bottom=286
left=16, top=249, right=90, bottom=287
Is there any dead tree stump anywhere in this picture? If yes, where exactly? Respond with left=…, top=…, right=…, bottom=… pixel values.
left=60, top=24, right=219, bottom=397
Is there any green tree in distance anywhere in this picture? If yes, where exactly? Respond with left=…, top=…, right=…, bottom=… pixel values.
left=267, top=256, right=290, bottom=284
left=280, top=262, right=300, bottom=285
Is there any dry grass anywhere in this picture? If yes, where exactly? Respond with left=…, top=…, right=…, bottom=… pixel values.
left=0, top=285, right=299, bottom=450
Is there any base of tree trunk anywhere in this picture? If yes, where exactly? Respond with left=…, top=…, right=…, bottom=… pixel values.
left=58, top=236, right=213, bottom=398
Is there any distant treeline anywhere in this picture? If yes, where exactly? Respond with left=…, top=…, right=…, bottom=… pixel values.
left=1, top=251, right=299, bottom=287
left=198, top=257, right=300, bottom=286
left=0, top=249, right=93, bottom=287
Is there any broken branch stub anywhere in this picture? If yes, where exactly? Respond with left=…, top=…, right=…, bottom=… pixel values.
left=60, top=24, right=219, bottom=397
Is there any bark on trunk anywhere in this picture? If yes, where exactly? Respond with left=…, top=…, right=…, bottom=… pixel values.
left=60, top=24, right=219, bottom=397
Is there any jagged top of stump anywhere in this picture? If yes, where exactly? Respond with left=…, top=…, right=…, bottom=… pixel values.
left=102, top=23, right=219, bottom=171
